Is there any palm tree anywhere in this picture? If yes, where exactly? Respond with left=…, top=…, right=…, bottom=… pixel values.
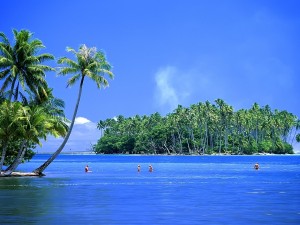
left=0, top=29, right=54, bottom=102
left=33, top=44, right=114, bottom=175
left=26, top=86, right=69, bottom=137
left=0, top=101, right=24, bottom=172
left=4, top=105, right=57, bottom=175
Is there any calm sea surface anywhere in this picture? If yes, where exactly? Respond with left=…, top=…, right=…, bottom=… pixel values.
left=0, top=154, right=299, bottom=225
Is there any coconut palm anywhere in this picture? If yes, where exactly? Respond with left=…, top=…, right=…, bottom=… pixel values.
left=0, top=29, right=54, bottom=102
left=26, top=86, right=69, bottom=137
left=33, top=44, right=114, bottom=175
left=0, top=101, right=25, bottom=172
left=4, top=105, right=60, bottom=175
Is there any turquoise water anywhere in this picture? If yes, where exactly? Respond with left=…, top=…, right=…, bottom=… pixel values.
left=0, top=154, right=299, bottom=224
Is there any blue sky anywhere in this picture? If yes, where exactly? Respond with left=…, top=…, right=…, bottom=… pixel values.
left=2, top=0, right=300, bottom=153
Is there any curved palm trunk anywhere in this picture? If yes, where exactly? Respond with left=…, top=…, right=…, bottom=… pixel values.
left=33, top=76, right=85, bottom=175
left=4, top=140, right=26, bottom=173
left=4, top=141, right=27, bottom=175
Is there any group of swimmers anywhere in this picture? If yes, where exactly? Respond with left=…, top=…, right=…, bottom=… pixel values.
left=85, top=164, right=154, bottom=173
left=137, top=164, right=153, bottom=172
left=85, top=163, right=259, bottom=172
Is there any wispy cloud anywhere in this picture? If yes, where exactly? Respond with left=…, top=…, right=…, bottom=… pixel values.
left=38, top=117, right=100, bottom=153
left=154, top=66, right=192, bottom=114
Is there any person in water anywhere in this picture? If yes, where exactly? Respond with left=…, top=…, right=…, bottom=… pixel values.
left=85, top=165, right=89, bottom=172
left=254, top=163, right=259, bottom=170
left=149, top=164, right=153, bottom=172
left=137, top=165, right=141, bottom=172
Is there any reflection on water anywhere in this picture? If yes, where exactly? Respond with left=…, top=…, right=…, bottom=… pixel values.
left=0, top=155, right=299, bottom=224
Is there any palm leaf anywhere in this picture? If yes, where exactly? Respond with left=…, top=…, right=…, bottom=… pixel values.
left=37, top=53, right=55, bottom=62
left=58, top=57, right=79, bottom=69
left=67, top=74, right=81, bottom=87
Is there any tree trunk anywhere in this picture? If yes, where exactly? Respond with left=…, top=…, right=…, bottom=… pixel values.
left=5, top=140, right=26, bottom=172
left=4, top=142, right=27, bottom=175
left=163, top=140, right=171, bottom=155
left=33, top=76, right=85, bottom=175
left=177, top=129, right=183, bottom=154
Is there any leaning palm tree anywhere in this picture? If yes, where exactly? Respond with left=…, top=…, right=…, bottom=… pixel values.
left=0, top=101, right=25, bottom=172
left=33, top=44, right=114, bottom=175
left=0, top=29, right=54, bottom=102
left=4, top=105, right=60, bottom=175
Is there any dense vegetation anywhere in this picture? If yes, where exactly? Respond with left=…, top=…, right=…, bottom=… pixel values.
left=0, top=29, right=68, bottom=175
left=0, top=29, right=113, bottom=176
left=94, top=100, right=300, bottom=155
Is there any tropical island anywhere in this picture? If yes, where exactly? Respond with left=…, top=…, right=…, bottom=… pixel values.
left=93, top=100, right=300, bottom=155
left=0, top=29, right=300, bottom=177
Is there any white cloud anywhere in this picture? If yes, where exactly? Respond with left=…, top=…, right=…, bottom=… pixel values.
left=155, top=66, right=179, bottom=109
left=37, top=116, right=100, bottom=153
left=154, top=66, right=192, bottom=113
left=75, top=117, right=91, bottom=125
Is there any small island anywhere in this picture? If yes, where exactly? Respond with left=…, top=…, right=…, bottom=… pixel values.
left=94, top=100, right=300, bottom=156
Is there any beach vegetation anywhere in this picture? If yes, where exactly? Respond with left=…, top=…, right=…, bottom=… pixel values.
left=33, top=44, right=114, bottom=175
left=94, top=100, right=298, bottom=155
left=0, top=29, right=68, bottom=176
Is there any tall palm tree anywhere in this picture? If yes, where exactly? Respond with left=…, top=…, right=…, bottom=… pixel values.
left=0, top=29, right=54, bottom=102
left=33, top=44, right=114, bottom=175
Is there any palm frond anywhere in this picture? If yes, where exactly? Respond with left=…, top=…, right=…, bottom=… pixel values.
left=30, top=64, right=55, bottom=72
left=57, top=57, right=79, bottom=69
left=66, top=47, right=77, bottom=55
left=90, top=73, right=109, bottom=88
left=0, top=44, right=13, bottom=60
left=58, top=67, right=79, bottom=76
left=98, top=68, right=114, bottom=79
left=23, top=55, right=39, bottom=65
left=0, top=57, right=13, bottom=68
left=0, top=32, right=10, bottom=45
left=83, top=68, right=93, bottom=77
left=67, top=74, right=81, bottom=87
left=37, top=53, right=55, bottom=62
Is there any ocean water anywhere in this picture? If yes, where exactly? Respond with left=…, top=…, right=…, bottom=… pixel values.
left=0, top=154, right=299, bottom=225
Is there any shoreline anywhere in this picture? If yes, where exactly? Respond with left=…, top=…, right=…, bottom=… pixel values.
left=0, top=171, right=42, bottom=177
left=34, top=152, right=299, bottom=156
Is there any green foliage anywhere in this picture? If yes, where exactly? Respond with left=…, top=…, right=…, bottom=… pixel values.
left=0, top=29, right=68, bottom=173
left=93, top=135, right=120, bottom=154
left=0, top=29, right=54, bottom=102
left=258, top=140, right=273, bottom=153
left=1, top=140, right=36, bottom=165
left=94, top=100, right=298, bottom=155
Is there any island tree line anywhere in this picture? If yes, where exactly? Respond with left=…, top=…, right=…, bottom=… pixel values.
left=94, top=100, right=300, bottom=155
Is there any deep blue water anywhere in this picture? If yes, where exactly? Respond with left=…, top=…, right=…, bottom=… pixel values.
left=0, top=154, right=300, bottom=225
